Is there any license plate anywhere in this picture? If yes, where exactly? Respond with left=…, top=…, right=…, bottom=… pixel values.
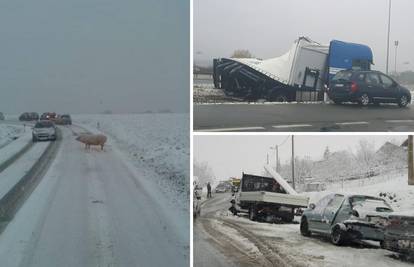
left=335, top=84, right=344, bottom=87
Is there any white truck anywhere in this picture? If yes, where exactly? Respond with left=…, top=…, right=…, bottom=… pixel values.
left=235, top=165, right=309, bottom=223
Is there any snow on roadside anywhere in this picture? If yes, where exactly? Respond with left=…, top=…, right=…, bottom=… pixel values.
left=304, top=171, right=414, bottom=212
left=0, top=124, right=24, bottom=148
left=73, top=113, right=189, bottom=211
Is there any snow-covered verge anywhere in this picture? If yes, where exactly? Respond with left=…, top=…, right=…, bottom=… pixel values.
left=73, top=113, right=189, bottom=212
left=305, top=171, right=414, bottom=213
left=0, top=124, right=24, bottom=148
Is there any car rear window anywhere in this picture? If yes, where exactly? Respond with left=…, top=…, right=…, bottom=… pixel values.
left=350, top=196, right=392, bottom=212
left=332, top=71, right=353, bottom=82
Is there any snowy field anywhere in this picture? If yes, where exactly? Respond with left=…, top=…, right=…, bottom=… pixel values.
left=73, top=113, right=189, bottom=212
left=0, top=124, right=24, bottom=148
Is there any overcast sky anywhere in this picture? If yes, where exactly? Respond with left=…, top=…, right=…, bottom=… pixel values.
left=194, top=135, right=407, bottom=180
left=0, top=0, right=189, bottom=114
left=194, top=0, right=414, bottom=72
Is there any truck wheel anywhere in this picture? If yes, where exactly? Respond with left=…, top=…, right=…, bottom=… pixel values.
left=300, top=217, right=311, bottom=237
left=282, top=213, right=294, bottom=223
left=331, top=225, right=347, bottom=246
left=249, top=206, right=257, bottom=221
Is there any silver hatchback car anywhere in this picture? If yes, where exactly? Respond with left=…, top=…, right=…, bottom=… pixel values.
left=32, top=120, right=57, bottom=142
left=300, top=193, right=393, bottom=246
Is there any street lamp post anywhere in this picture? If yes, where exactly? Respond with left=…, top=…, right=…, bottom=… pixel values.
left=386, top=0, right=392, bottom=74
left=394, top=40, right=399, bottom=74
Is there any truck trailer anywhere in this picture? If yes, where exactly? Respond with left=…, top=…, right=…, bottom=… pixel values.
left=213, top=37, right=373, bottom=101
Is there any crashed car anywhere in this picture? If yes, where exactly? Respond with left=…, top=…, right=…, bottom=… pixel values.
left=300, top=193, right=393, bottom=245
left=383, top=211, right=414, bottom=256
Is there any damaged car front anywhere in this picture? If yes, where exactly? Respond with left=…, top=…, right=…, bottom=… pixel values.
left=383, top=211, right=414, bottom=256
left=301, top=194, right=393, bottom=246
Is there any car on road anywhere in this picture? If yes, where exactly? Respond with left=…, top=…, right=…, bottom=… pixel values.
left=383, top=211, right=414, bottom=256
left=40, top=112, right=57, bottom=120
left=300, top=193, right=393, bottom=245
left=19, top=112, right=39, bottom=121
left=215, top=181, right=232, bottom=193
left=328, top=70, right=411, bottom=107
left=32, top=120, right=57, bottom=142
left=55, top=114, right=72, bottom=125
left=0, top=112, right=4, bottom=120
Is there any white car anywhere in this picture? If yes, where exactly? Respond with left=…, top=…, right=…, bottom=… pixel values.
left=32, top=120, right=57, bottom=142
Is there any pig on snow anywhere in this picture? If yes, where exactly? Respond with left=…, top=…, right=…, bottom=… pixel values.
left=76, top=134, right=107, bottom=150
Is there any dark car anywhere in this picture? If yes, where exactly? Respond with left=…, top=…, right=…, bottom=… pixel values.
left=301, top=193, right=393, bottom=245
left=19, top=112, right=39, bottom=121
left=0, top=112, right=4, bottom=120
left=383, top=212, right=414, bottom=256
left=328, top=70, right=411, bottom=107
left=60, top=114, right=72, bottom=125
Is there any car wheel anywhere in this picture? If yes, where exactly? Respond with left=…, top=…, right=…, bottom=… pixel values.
left=300, top=217, right=311, bottom=237
left=32, top=136, right=37, bottom=142
left=331, top=225, right=347, bottom=246
left=333, top=100, right=342, bottom=105
left=359, top=93, right=370, bottom=106
left=398, top=94, right=409, bottom=107
left=249, top=206, right=257, bottom=221
left=275, top=94, right=288, bottom=102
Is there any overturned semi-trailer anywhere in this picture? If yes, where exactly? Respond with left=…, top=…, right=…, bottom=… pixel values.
left=213, top=37, right=373, bottom=101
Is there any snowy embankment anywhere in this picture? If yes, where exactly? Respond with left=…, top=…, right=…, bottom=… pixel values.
left=305, top=171, right=414, bottom=212
left=0, top=124, right=24, bottom=149
left=73, top=113, right=189, bottom=212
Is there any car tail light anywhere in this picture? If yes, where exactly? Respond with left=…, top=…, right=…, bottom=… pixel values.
left=387, top=218, right=401, bottom=227
left=351, top=82, right=358, bottom=92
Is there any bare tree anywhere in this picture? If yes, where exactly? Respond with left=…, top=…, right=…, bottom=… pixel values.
left=193, top=160, right=215, bottom=186
left=230, top=49, right=253, bottom=58
left=355, top=139, right=375, bottom=171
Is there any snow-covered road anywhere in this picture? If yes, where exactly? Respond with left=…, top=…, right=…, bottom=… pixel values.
left=195, top=192, right=414, bottom=267
left=0, top=125, right=188, bottom=266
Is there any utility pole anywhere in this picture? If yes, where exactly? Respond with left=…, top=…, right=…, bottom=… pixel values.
left=291, top=135, right=295, bottom=189
left=270, top=145, right=279, bottom=172
left=394, top=40, right=399, bottom=74
left=276, top=145, right=279, bottom=173
left=386, top=0, right=392, bottom=74
left=409, top=135, right=414, bottom=185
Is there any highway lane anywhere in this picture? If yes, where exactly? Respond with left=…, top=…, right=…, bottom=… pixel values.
left=194, top=103, right=414, bottom=132
left=0, top=126, right=188, bottom=267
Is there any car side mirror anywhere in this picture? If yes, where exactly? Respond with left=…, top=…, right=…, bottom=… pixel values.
left=309, top=203, right=316, bottom=210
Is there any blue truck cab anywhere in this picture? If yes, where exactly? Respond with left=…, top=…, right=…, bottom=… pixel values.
left=328, top=40, right=373, bottom=83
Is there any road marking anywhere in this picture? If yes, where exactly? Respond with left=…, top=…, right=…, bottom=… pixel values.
left=335, top=121, right=369, bottom=126
left=385, top=119, right=414, bottom=123
left=198, top=126, right=266, bottom=132
left=272, top=124, right=312, bottom=129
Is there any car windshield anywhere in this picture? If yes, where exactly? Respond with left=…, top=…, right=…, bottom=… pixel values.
left=350, top=196, right=392, bottom=213
left=332, top=71, right=353, bottom=82
left=35, top=121, right=53, bottom=128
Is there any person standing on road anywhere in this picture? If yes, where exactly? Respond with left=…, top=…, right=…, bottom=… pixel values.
left=207, top=182, right=212, bottom=198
